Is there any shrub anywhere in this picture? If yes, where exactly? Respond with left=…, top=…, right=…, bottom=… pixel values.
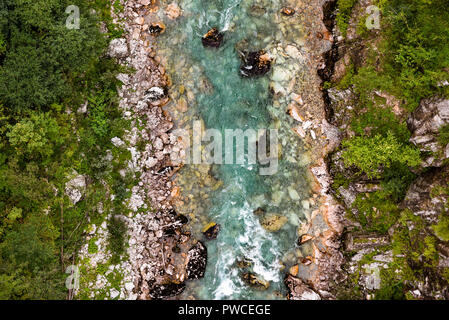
left=336, top=0, right=358, bottom=36
left=342, top=132, right=421, bottom=178
left=6, top=112, right=66, bottom=163
left=437, top=125, right=449, bottom=147
left=107, top=216, right=127, bottom=264
left=433, top=214, right=449, bottom=241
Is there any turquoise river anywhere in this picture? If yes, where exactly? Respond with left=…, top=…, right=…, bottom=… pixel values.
left=156, top=0, right=313, bottom=299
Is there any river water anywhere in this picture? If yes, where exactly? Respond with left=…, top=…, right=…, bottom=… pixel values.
left=155, top=0, right=313, bottom=299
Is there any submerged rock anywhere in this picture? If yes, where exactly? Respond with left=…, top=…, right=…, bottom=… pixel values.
left=253, top=207, right=266, bottom=215
left=242, top=272, right=270, bottom=290
left=260, top=214, right=288, bottom=232
left=186, top=241, right=207, bottom=280
left=250, top=5, right=266, bottom=16
left=149, top=282, right=186, bottom=299
left=239, top=50, right=272, bottom=77
left=202, top=28, right=224, bottom=48
left=202, top=222, right=220, bottom=240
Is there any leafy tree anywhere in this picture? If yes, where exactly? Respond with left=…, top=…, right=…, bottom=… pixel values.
left=0, top=0, right=106, bottom=112
left=6, top=112, right=65, bottom=162
left=342, top=132, right=421, bottom=178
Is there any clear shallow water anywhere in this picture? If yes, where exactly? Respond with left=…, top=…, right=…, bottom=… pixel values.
left=156, top=0, right=312, bottom=299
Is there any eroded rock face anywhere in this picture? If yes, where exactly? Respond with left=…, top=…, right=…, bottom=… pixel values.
left=186, top=241, right=207, bottom=280
left=403, top=166, right=449, bottom=224
left=407, top=97, right=449, bottom=167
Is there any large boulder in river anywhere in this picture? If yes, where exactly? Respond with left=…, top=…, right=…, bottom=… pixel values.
left=149, top=282, right=186, bottom=300
left=407, top=97, right=449, bottom=167
left=241, top=272, right=269, bottom=290
left=239, top=50, right=272, bottom=77
left=186, top=241, right=207, bottom=280
left=202, top=28, right=224, bottom=48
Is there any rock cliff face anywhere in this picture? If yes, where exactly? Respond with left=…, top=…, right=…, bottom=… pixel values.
left=283, top=0, right=348, bottom=300
left=403, top=167, right=449, bottom=225
left=313, top=0, right=449, bottom=300
left=407, top=98, right=449, bottom=167
left=400, top=167, right=449, bottom=299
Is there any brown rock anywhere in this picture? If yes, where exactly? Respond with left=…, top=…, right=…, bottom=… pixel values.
left=289, top=265, right=299, bottom=276
left=297, top=234, right=313, bottom=246
left=202, top=28, right=224, bottom=48
left=281, top=7, right=295, bottom=16
left=166, top=3, right=182, bottom=20
left=202, top=222, right=220, bottom=240
left=242, top=272, right=270, bottom=290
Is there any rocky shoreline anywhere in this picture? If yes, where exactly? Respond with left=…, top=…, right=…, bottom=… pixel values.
left=282, top=0, right=347, bottom=300
left=77, top=0, right=206, bottom=300
left=292, top=0, right=449, bottom=300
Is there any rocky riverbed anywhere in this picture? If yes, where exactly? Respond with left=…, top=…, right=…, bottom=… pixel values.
left=74, top=0, right=349, bottom=300
left=75, top=0, right=449, bottom=300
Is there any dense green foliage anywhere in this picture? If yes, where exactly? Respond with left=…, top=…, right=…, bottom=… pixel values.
left=333, top=0, right=449, bottom=299
left=0, top=0, right=130, bottom=299
left=342, top=132, right=421, bottom=178
left=433, top=214, right=449, bottom=241
left=336, top=0, right=358, bottom=36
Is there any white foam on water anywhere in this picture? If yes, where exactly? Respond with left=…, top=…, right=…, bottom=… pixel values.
left=220, top=1, right=242, bottom=31
left=209, top=178, right=283, bottom=299
left=212, top=249, right=241, bottom=299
